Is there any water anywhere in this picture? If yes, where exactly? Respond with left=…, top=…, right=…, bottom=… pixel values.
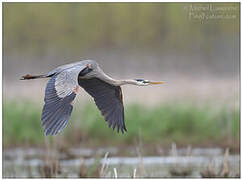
left=3, top=147, right=240, bottom=178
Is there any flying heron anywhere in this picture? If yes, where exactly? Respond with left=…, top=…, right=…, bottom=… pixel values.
left=21, top=60, right=164, bottom=136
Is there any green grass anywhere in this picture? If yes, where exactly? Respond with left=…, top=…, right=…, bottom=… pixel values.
left=3, top=99, right=240, bottom=147
left=3, top=99, right=44, bottom=145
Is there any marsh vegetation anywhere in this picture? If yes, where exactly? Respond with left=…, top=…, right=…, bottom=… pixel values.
left=3, top=99, right=240, bottom=178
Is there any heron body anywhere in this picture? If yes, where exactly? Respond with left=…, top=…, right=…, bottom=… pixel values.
left=21, top=60, right=164, bottom=136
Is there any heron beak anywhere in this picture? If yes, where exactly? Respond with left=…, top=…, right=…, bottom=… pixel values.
left=149, top=81, right=165, bottom=85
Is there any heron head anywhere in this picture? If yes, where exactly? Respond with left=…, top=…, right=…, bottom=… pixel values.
left=135, top=79, right=165, bottom=86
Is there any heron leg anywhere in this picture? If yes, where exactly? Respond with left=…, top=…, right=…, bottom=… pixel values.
left=71, top=86, right=79, bottom=106
left=73, top=86, right=79, bottom=94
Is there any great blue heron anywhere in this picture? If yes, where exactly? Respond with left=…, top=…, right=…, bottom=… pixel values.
left=21, top=60, right=164, bottom=136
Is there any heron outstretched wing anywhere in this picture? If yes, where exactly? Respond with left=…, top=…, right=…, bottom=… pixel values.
left=42, top=65, right=86, bottom=135
left=78, top=78, right=127, bottom=133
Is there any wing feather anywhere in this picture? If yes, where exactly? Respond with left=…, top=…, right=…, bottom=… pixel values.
left=78, top=78, right=127, bottom=133
left=41, top=65, right=86, bottom=136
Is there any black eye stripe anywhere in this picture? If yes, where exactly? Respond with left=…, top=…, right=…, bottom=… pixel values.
left=135, top=79, right=144, bottom=82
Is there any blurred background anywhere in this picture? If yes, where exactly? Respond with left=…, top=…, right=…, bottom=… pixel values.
left=3, top=2, right=240, bottom=178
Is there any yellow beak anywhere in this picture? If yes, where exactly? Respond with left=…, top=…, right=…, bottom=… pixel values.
left=149, top=81, right=165, bottom=85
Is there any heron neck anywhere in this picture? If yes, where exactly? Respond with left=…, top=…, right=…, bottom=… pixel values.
left=118, top=79, right=138, bottom=86
left=98, top=73, right=136, bottom=86
left=107, top=79, right=138, bottom=86
left=96, top=67, right=137, bottom=86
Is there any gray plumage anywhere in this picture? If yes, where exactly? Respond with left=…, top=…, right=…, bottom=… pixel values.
left=79, top=78, right=126, bottom=133
left=41, top=74, right=76, bottom=135
left=20, top=59, right=164, bottom=136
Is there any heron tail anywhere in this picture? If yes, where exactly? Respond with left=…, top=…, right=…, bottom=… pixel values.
left=20, top=74, right=47, bottom=80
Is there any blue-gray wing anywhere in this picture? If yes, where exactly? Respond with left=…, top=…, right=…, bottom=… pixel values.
left=42, top=66, right=86, bottom=136
left=78, top=78, right=127, bottom=133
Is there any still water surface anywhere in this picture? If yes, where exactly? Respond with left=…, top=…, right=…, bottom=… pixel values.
left=3, top=147, right=240, bottom=178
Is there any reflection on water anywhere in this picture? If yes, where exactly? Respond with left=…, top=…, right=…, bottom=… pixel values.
left=3, top=147, right=240, bottom=178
